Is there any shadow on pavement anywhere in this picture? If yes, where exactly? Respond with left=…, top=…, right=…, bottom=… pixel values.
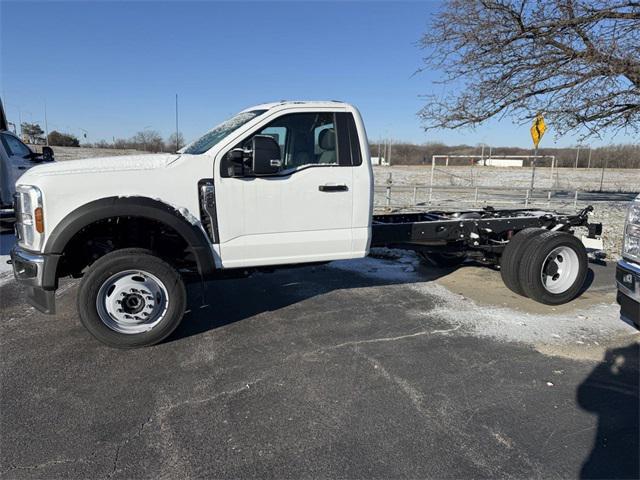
left=166, top=259, right=457, bottom=343
left=165, top=255, right=608, bottom=344
left=577, top=342, right=639, bottom=479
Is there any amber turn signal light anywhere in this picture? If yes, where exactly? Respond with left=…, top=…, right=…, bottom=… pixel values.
left=34, top=207, right=44, bottom=234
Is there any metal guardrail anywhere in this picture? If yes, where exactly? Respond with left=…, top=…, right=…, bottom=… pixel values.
left=373, top=184, right=607, bottom=209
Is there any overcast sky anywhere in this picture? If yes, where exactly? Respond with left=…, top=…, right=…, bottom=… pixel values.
left=1, top=1, right=637, bottom=148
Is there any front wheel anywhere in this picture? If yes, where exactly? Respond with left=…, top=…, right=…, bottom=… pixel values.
left=77, top=248, right=186, bottom=348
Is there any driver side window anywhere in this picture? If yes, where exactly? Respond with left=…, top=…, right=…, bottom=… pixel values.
left=221, top=111, right=359, bottom=177
left=248, top=112, right=337, bottom=170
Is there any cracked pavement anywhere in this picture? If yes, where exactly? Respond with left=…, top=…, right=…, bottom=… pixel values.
left=1, top=254, right=638, bottom=479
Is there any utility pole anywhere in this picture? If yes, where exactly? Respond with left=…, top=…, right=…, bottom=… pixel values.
left=384, top=139, right=388, bottom=164
left=575, top=146, right=580, bottom=169
left=44, top=101, right=49, bottom=146
left=530, top=150, right=537, bottom=191
left=480, top=144, right=485, bottom=166
left=175, top=93, right=179, bottom=152
left=387, top=140, right=391, bottom=166
left=587, top=148, right=592, bottom=169
left=599, top=158, right=607, bottom=192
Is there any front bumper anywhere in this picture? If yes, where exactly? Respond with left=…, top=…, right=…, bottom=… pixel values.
left=10, top=245, right=60, bottom=314
left=616, top=258, right=640, bottom=326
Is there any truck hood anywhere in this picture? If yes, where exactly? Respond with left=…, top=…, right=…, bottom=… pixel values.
left=21, top=153, right=181, bottom=179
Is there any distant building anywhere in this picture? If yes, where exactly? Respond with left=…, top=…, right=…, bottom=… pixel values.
left=371, top=156, right=389, bottom=166
left=482, top=158, right=524, bottom=167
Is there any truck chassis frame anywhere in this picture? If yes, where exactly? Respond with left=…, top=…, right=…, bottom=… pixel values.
left=371, top=206, right=601, bottom=263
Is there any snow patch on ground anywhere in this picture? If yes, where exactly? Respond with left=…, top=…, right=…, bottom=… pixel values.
left=0, top=259, right=13, bottom=286
left=329, top=250, right=636, bottom=348
left=0, top=271, right=13, bottom=286
left=418, top=284, right=629, bottom=346
left=330, top=249, right=421, bottom=282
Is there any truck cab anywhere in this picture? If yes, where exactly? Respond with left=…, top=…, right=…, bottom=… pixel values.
left=10, top=101, right=373, bottom=347
left=200, top=102, right=373, bottom=268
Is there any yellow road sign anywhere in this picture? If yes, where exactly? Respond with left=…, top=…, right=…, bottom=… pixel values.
left=530, top=114, right=546, bottom=149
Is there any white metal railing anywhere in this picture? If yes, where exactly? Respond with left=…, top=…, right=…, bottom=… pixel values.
left=429, top=154, right=558, bottom=201
left=373, top=183, right=612, bottom=210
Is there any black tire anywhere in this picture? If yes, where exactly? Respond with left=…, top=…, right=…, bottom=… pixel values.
left=42, top=147, right=54, bottom=162
left=418, top=251, right=466, bottom=268
left=519, top=231, right=588, bottom=305
left=500, top=228, right=547, bottom=297
left=77, top=248, right=186, bottom=349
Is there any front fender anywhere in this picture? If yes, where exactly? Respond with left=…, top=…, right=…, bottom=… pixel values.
left=44, top=196, right=216, bottom=277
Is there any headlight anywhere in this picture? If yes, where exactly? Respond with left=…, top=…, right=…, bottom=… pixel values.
left=15, top=185, right=45, bottom=251
left=622, top=197, right=640, bottom=263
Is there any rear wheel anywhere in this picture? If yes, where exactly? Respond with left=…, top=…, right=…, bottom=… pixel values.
left=418, top=251, right=466, bottom=268
left=500, top=228, right=547, bottom=296
left=519, top=231, right=588, bottom=305
left=77, top=248, right=186, bottom=348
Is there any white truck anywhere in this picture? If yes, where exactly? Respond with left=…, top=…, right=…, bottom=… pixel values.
left=10, top=101, right=602, bottom=348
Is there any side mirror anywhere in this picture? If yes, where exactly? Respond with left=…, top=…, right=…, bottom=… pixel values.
left=252, top=135, right=281, bottom=175
left=42, top=146, right=54, bottom=162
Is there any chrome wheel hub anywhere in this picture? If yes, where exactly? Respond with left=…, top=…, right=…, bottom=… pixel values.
left=541, top=246, right=579, bottom=294
left=96, top=270, right=169, bottom=334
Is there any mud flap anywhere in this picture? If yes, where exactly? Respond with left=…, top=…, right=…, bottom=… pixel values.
left=25, top=286, right=56, bottom=314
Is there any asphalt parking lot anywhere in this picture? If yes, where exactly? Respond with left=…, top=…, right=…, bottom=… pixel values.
left=1, top=244, right=638, bottom=479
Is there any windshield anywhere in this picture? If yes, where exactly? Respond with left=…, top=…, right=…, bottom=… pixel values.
left=181, top=109, right=266, bottom=155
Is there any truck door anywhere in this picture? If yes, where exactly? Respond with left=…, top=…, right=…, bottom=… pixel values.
left=217, top=111, right=360, bottom=268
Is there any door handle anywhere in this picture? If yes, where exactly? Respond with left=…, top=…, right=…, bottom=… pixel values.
left=319, top=184, right=348, bottom=192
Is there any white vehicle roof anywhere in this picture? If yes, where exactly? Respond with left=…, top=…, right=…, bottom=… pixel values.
left=240, top=100, right=351, bottom=113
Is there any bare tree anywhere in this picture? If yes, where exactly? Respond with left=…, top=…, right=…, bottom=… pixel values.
left=418, top=0, right=640, bottom=139
left=131, top=130, right=164, bottom=152
left=166, top=132, right=185, bottom=153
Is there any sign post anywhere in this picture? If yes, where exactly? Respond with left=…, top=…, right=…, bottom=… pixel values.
left=529, top=113, right=547, bottom=192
